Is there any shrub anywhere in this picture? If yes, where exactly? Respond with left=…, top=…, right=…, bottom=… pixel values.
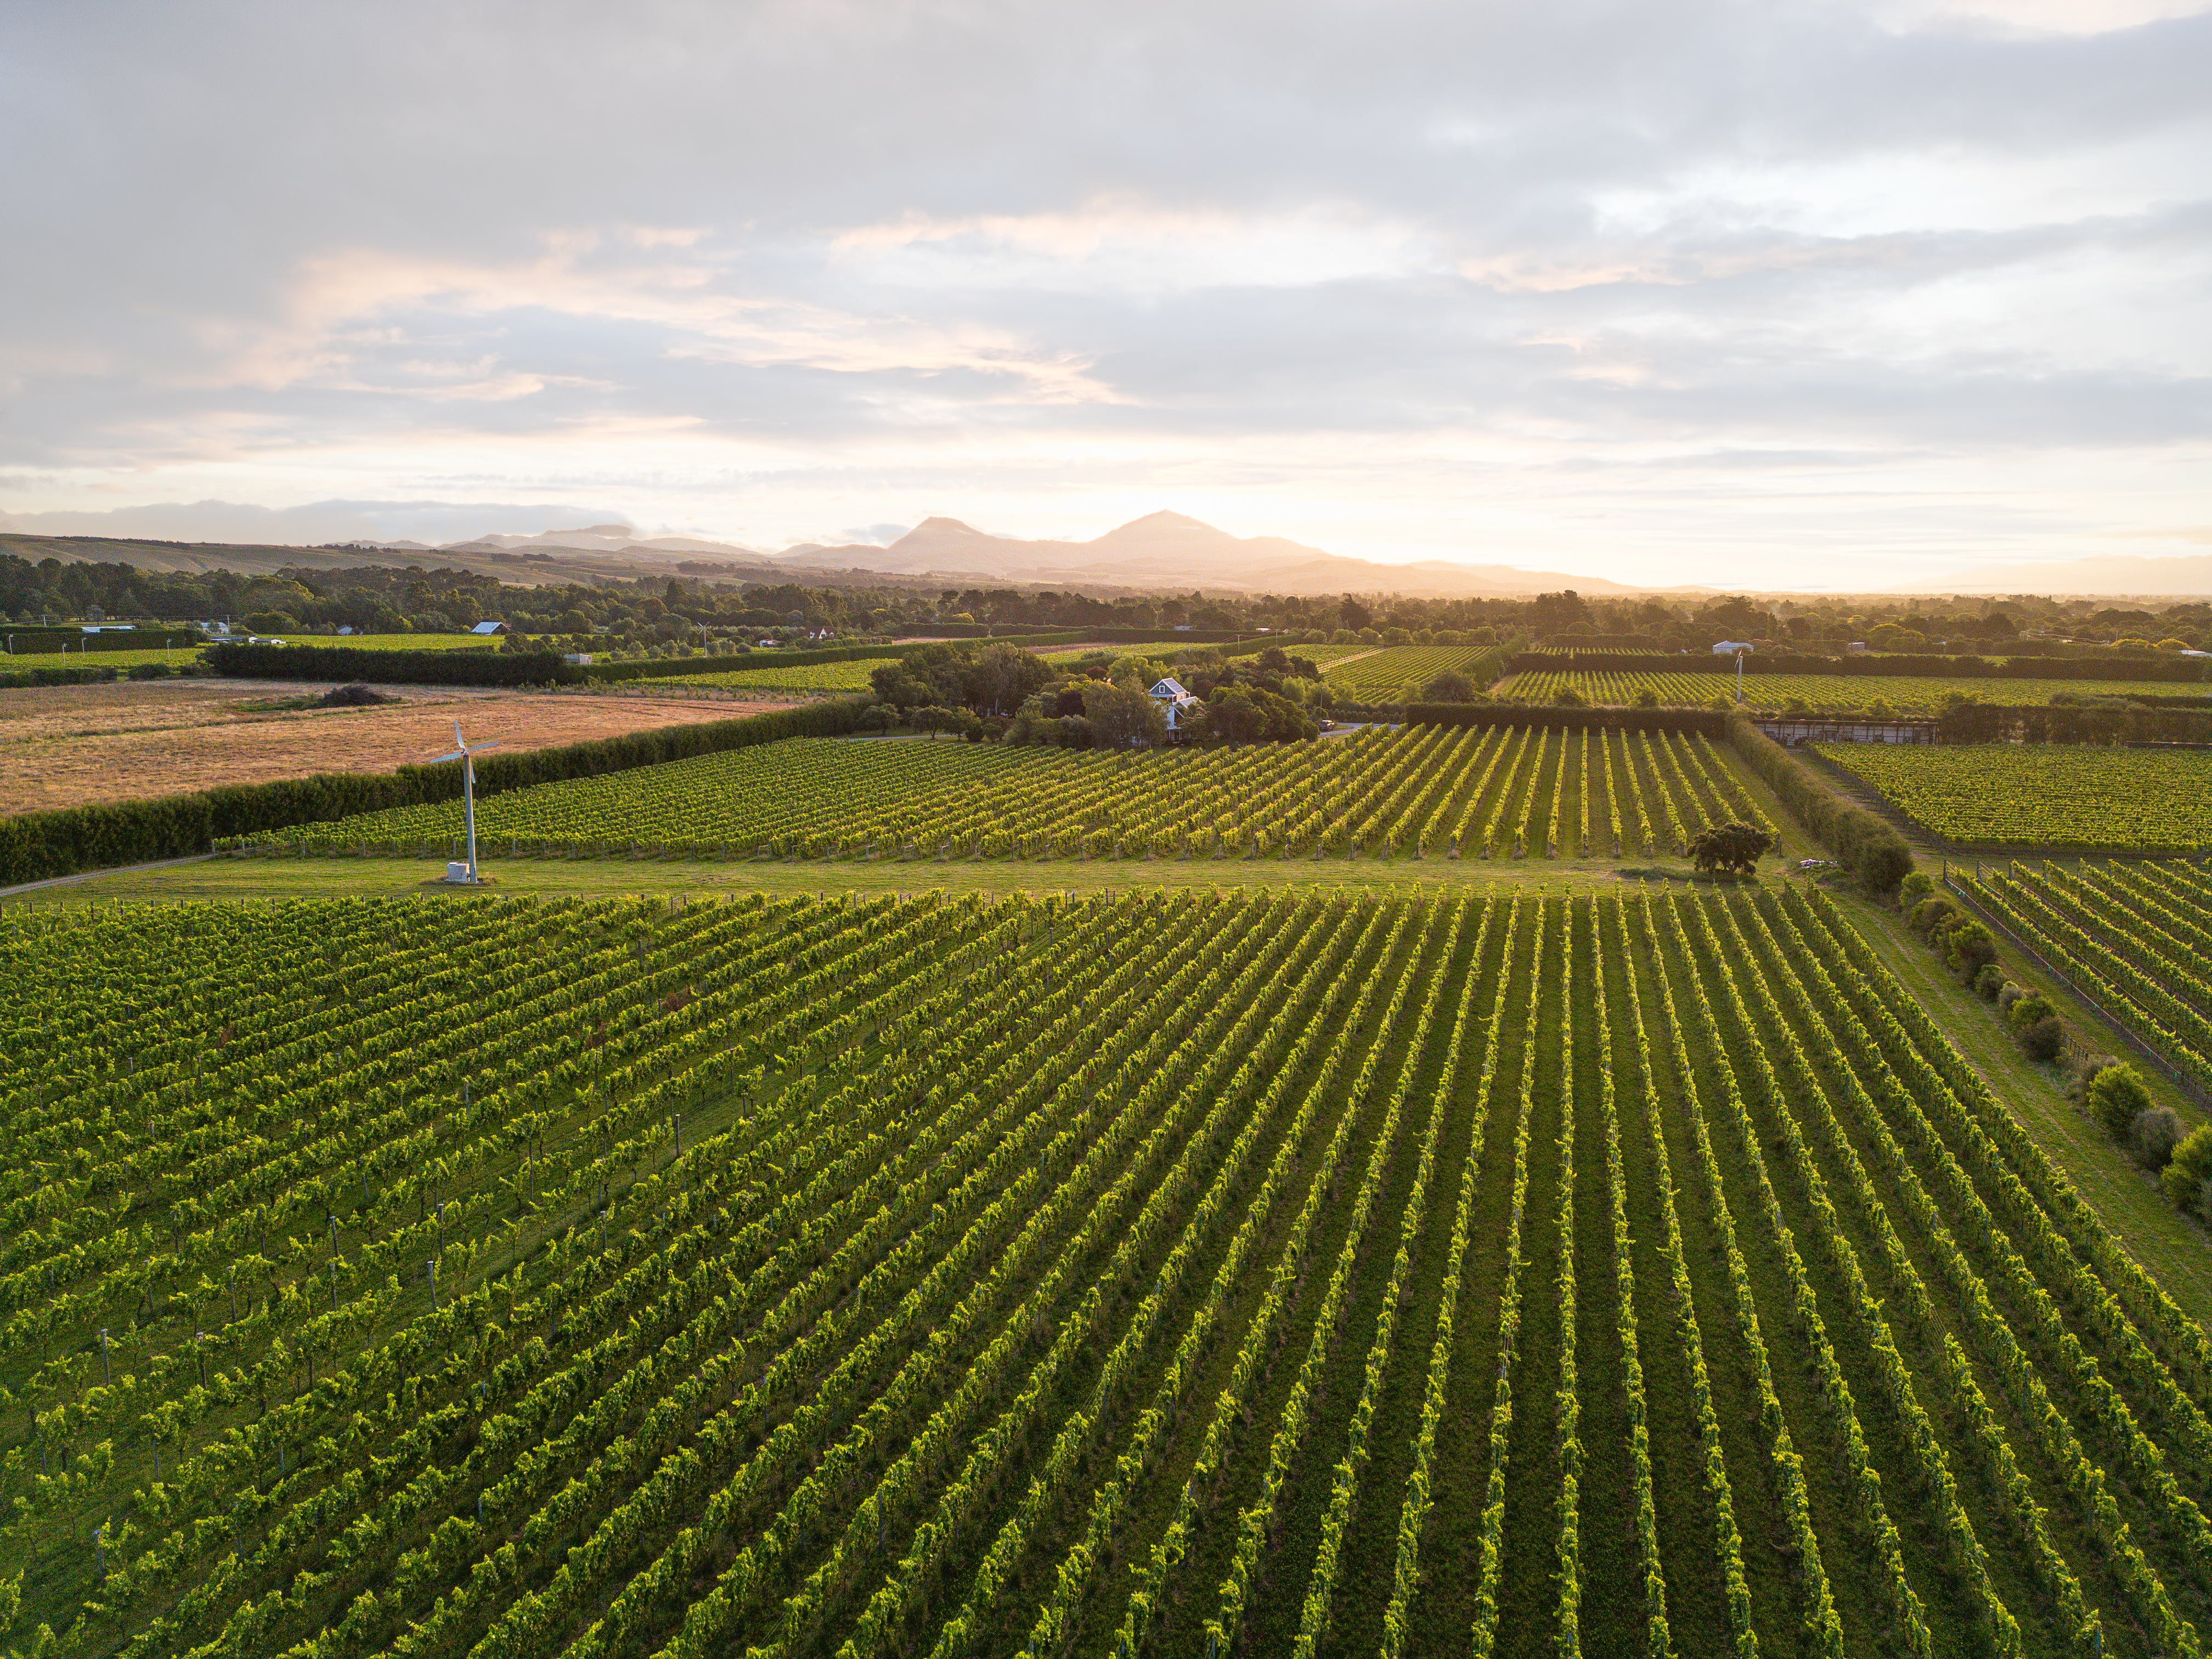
left=1945, top=921, right=1998, bottom=978
left=1899, top=871, right=1936, bottom=902
left=2089, top=1064, right=2155, bottom=1140
left=2006, top=991, right=2055, bottom=1031
left=1911, top=896, right=1963, bottom=937
left=1973, top=963, right=2004, bottom=1001
left=127, top=662, right=173, bottom=680
left=2131, top=1107, right=2186, bottom=1170
left=2070, top=1053, right=2119, bottom=1098
left=2160, top=1124, right=2212, bottom=1208
left=1633, top=687, right=1660, bottom=708
left=2018, top=1017, right=2066, bottom=1062
left=319, top=683, right=393, bottom=707
left=1996, top=982, right=2025, bottom=1017
left=2162, top=1162, right=2205, bottom=1209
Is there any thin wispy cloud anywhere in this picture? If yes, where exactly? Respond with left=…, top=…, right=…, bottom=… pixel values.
left=1, top=0, right=2206, bottom=586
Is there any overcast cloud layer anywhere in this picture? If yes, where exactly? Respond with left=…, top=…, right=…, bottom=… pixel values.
left=2, top=0, right=2207, bottom=588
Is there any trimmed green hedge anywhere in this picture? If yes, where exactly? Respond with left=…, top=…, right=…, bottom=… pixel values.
left=1, top=663, right=127, bottom=689
left=1933, top=701, right=2212, bottom=744
left=1, top=662, right=218, bottom=689
left=204, top=634, right=1097, bottom=689
left=1723, top=712, right=1913, bottom=894
left=206, top=641, right=575, bottom=687
left=0, top=698, right=870, bottom=886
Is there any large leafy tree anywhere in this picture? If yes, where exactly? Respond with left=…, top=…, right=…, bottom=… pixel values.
left=1687, top=821, right=1774, bottom=876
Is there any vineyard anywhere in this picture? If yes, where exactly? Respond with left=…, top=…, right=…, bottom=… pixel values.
left=1498, top=669, right=2209, bottom=712
left=1816, top=743, right=2212, bottom=850
left=624, top=642, right=1285, bottom=697
left=631, top=659, right=882, bottom=695
left=1960, top=859, right=2212, bottom=1092
left=232, top=724, right=1778, bottom=861
left=1, top=648, right=207, bottom=673
left=1322, top=645, right=1514, bottom=699
left=5, top=888, right=2210, bottom=1657
left=1034, top=642, right=1215, bottom=663
left=1, top=637, right=498, bottom=673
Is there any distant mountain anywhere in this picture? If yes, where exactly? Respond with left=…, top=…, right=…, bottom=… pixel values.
left=770, top=510, right=1655, bottom=597
left=432, top=526, right=768, bottom=558
left=5, top=507, right=1688, bottom=599
left=1899, top=551, right=2212, bottom=597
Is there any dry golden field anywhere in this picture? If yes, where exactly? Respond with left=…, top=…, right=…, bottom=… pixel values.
left=0, top=679, right=797, bottom=814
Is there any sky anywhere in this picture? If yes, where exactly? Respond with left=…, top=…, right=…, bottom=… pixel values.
left=1, top=0, right=2207, bottom=590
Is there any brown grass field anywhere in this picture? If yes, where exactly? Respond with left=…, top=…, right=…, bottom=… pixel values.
left=0, top=679, right=798, bottom=814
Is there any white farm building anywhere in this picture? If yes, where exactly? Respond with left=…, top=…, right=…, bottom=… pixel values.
left=1148, top=676, right=1202, bottom=733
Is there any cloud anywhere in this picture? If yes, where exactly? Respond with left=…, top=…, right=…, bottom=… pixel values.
left=0, top=0, right=2207, bottom=587
left=0, top=499, right=635, bottom=547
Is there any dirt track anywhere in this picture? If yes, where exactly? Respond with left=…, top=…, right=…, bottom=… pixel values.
left=0, top=680, right=798, bottom=815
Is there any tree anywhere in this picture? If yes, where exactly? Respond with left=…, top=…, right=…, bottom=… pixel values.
left=1696, top=594, right=1770, bottom=638
left=1686, top=821, right=1773, bottom=876
left=962, top=641, right=1051, bottom=715
left=869, top=662, right=935, bottom=708
left=909, top=704, right=981, bottom=740
left=1530, top=590, right=1589, bottom=632
left=1079, top=680, right=1169, bottom=748
left=1421, top=669, right=1476, bottom=703
left=1203, top=684, right=1317, bottom=742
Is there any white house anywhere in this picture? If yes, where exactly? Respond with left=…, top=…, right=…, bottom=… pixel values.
left=470, top=620, right=510, bottom=636
left=1148, top=676, right=1201, bottom=733
left=1710, top=640, right=1755, bottom=655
